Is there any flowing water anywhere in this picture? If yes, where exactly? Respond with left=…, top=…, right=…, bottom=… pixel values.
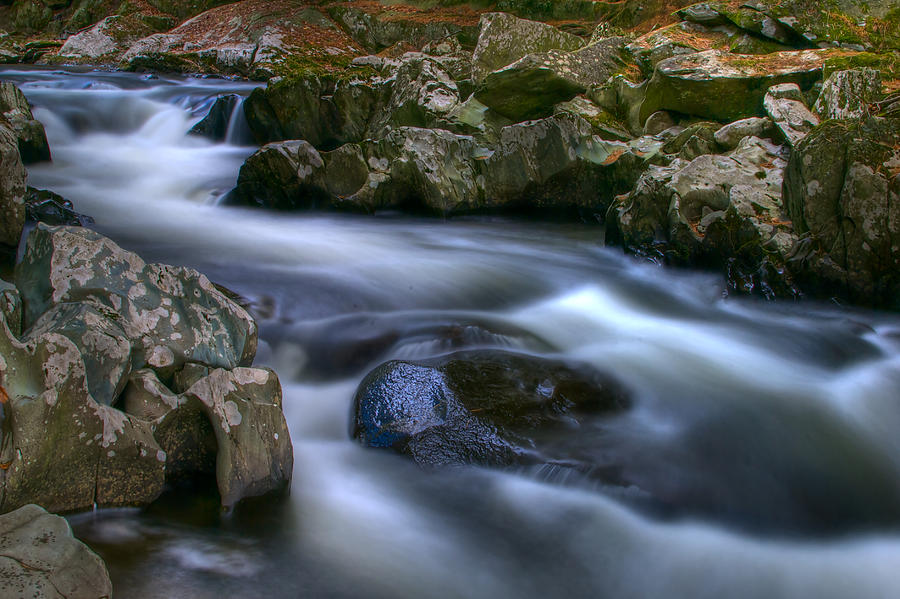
left=3, top=67, right=900, bottom=598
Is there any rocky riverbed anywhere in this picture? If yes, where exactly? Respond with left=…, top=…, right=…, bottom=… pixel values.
left=0, top=1, right=899, bottom=597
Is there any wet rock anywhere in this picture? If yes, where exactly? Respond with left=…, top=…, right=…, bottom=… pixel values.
left=230, top=139, right=328, bottom=210
left=784, top=116, right=900, bottom=308
left=714, top=116, right=774, bottom=150
left=764, top=83, right=819, bottom=146
left=0, top=116, right=25, bottom=249
left=352, top=350, right=630, bottom=468
left=189, top=93, right=242, bottom=142
left=0, top=81, right=50, bottom=164
left=813, top=68, right=883, bottom=120
left=641, top=49, right=839, bottom=124
left=471, top=12, right=584, bottom=83
left=0, top=504, right=112, bottom=599
left=24, top=187, right=93, bottom=226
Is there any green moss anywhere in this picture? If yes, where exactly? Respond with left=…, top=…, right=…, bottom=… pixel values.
left=824, top=52, right=900, bottom=80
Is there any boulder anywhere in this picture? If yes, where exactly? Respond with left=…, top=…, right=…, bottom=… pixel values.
left=0, top=117, right=25, bottom=249
left=763, top=82, right=819, bottom=146
left=352, top=350, right=630, bottom=468
left=25, top=187, right=93, bottom=227
left=0, top=504, right=112, bottom=599
left=15, top=224, right=258, bottom=374
left=640, top=49, right=841, bottom=123
left=0, top=81, right=50, bottom=164
left=714, top=116, right=775, bottom=149
left=608, top=135, right=799, bottom=297
left=189, top=93, right=242, bottom=142
left=58, top=14, right=154, bottom=59
left=784, top=116, right=900, bottom=308
left=475, top=37, right=628, bottom=121
left=470, top=12, right=584, bottom=83
left=0, top=226, right=292, bottom=512
left=813, top=68, right=883, bottom=120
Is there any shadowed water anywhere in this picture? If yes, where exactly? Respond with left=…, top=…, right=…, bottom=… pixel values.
left=4, top=67, right=900, bottom=598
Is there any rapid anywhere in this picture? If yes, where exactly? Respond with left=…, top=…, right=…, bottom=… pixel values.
left=3, top=67, right=900, bottom=599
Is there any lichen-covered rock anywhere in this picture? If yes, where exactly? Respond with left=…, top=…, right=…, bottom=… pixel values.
left=813, top=68, right=883, bottom=120
left=0, top=81, right=50, bottom=164
left=0, top=117, right=26, bottom=249
left=352, top=350, right=630, bottom=468
left=608, top=135, right=799, bottom=297
left=0, top=504, right=112, bottom=599
left=764, top=82, right=819, bottom=146
left=475, top=37, right=628, bottom=121
left=15, top=224, right=258, bottom=374
left=641, top=49, right=841, bottom=123
left=784, top=116, right=900, bottom=308
left=471, top=12, right=584, bottom=83
left=59, top=14, right=154, bottom=59
left=129, top=366, right=293, bottom=508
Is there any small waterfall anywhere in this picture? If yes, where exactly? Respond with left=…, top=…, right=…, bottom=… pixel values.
left=224, top=95, right=252, bottom=146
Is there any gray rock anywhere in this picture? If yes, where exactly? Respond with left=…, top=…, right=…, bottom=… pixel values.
left=59, top=15, right=133, bottom=58
left=471, top=12, right=584, bottom=83
left=813, top=68, right=883, bottom=120
left=0, top=504, right=112, bottom=599
left=0, top=81, right=50, bottom=164
left=641, top=49, right=836, bottom=124
left=0, top=117, right=25, bottom=249
left=764, top=83, right=819, bottom=147
left=714, top=116, right=774, bottom=149
left=643, top=110, right=677, bottom=136
left=784, top=116, right=900, bottom=307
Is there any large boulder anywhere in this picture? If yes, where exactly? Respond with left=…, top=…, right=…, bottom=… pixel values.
left=763, top=82, right=819, bottom=146
left=475, top=36, right=629, bottom=121
left=232, top=113, right=663, bottom=217
left=0, top=504, right=112, bottom=599
left=0, top=117, right=26, bottom=250
left=59, top=14, right=156, bottom=60
left=640, top=49, right=843, bottom=123
left=0, top=81, right=50, bottom=164
left=470, top=12, right=584, bottom=83
left=783, top=116, right=900, bottom=308
left=0, top=226, right=291, bottom=513
left=608, top=135, right=799, bottom=297
left=813, top=68, right=884, bottom=120
left=352, top=350, right=630, bottom=468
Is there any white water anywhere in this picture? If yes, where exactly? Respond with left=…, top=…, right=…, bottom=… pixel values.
left=5, top=68, right=900, bottom=598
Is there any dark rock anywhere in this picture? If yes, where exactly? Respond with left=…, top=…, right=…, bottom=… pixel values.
left=24, top=187, right=93, bottom=226
left=189, top=93, right=241, bottom=142
left=352, top=350, right=630, bottom=468
left=0, top=116, right=25, bottom=250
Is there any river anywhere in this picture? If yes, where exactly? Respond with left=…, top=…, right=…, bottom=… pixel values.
left=3, top=67, right=900, bottom=599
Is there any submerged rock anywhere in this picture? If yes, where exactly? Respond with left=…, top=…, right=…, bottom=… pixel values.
left=0, top=504, right=112, bottom=599
left=352, top=350, right=630, bottom=467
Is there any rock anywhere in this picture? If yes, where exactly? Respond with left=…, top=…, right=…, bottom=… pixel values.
left=0, top=225, right=291, bottom=512
left=608, top=135, right=799, bottom=298
left=371, top=53, right=460, bottom=136
left=641, top=49, right=840, bottom=124
left=475, top=37, right=628, bottom=121
left=661, top=121, right=721, bottom=160
left=59, top=15, right=153, bottom=59
left=189, top=93, right=242, bottom=142
left=764, top=83, right=819, bottom=146
left=714, top=116, right=775, bottom=149
left=0, top=504, right=112, bottom=599
left=16, top=224, right=258, bottom=373
left=0, top=81, right=50, bottom=164
left=352, top=350, right=630, bottom=468
left=132, top=366, right=293, bottom=508
left=784, top=116, right=900, bottom=308
left=0, top=117, right=25, bottom=249
left=643, top=110, right=677, bottom=136
left=470, top=12, right=584, bottom=83
left=25, top=187, right=93, bottom=226
left=556, top=95, right=631, bottom=141
left=233, top=113, right=662, bottom=217
left=813, top=68, right=883, bottom=120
